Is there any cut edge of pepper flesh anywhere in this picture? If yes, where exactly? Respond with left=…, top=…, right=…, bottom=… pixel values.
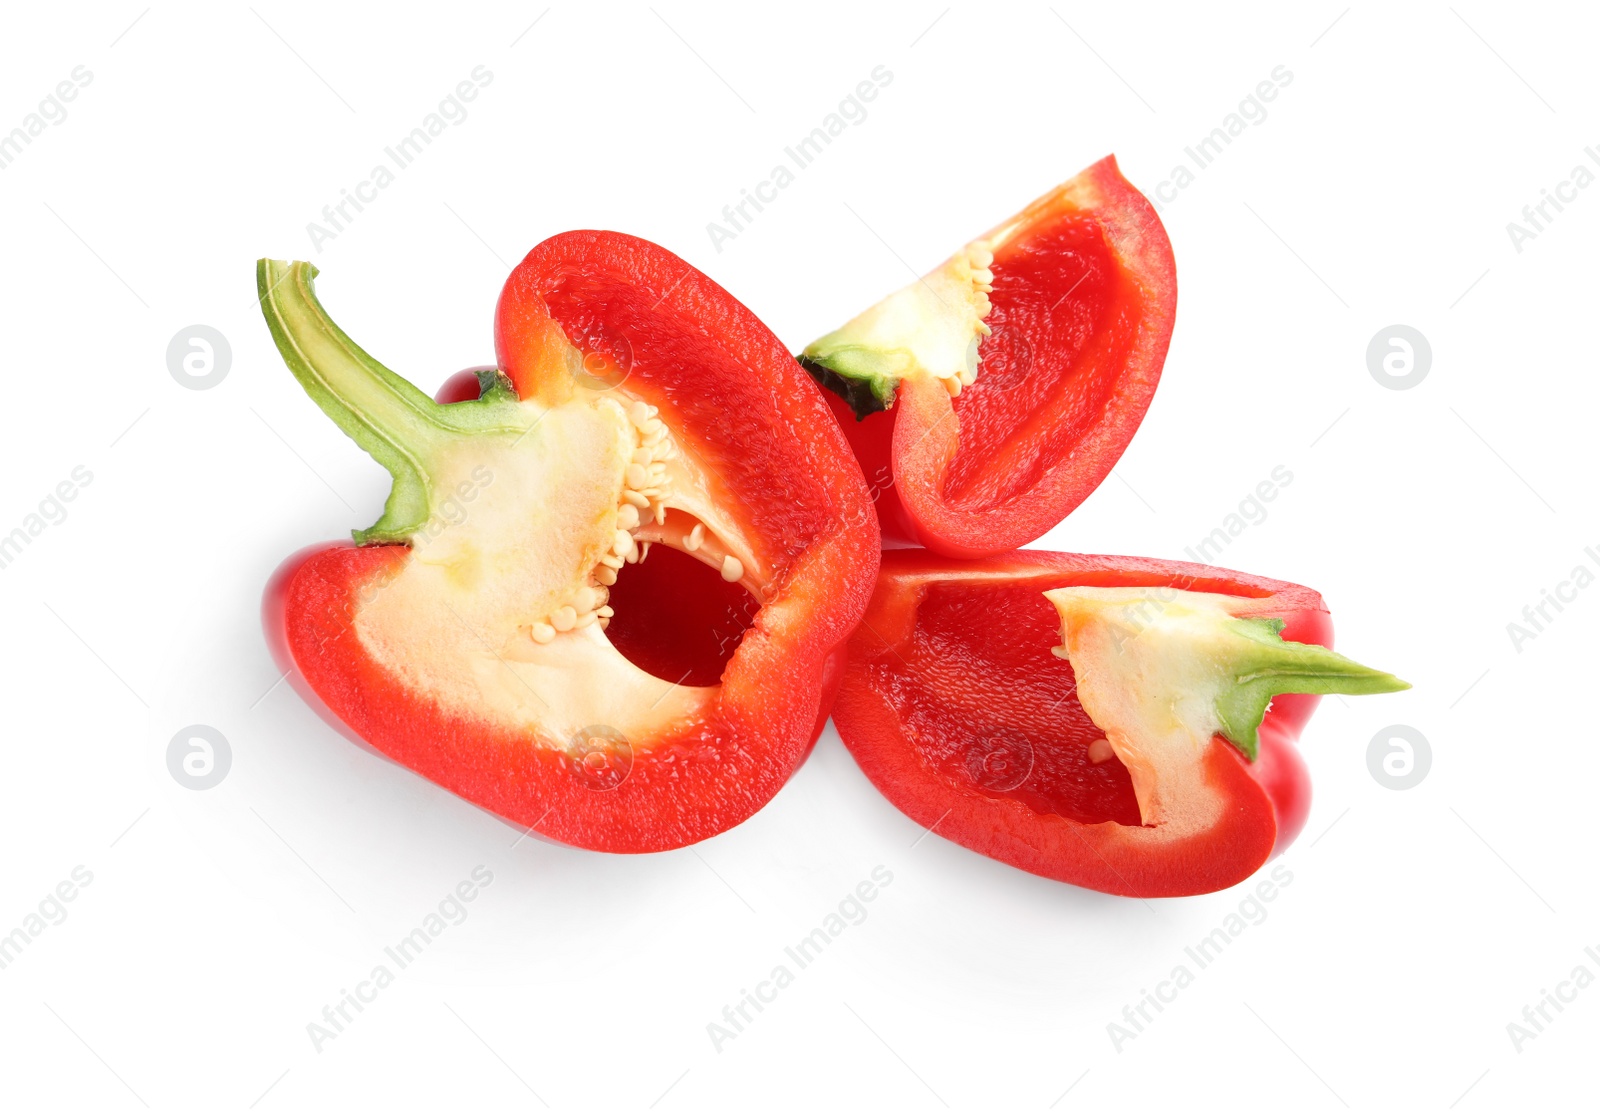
left=799, top=238, right=995, bottom=417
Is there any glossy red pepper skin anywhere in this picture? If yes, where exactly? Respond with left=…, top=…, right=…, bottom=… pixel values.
left=263, top=232, right=879, bottom=853
left=830, top=550, right=1329, bottom=897
left=818, top=157, right=1177, bottom=557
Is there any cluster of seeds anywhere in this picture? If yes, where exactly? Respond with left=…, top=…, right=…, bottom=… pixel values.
left=528, top=398, right=677, bottom=645
left=940, top=240, right=996, bottom=399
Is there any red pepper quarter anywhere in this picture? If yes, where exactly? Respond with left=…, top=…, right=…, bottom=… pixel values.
left=800, top=156, right=1177, bottom=557
left=258, top=232, right=879, bottom=852
left=831, top=550, right=1407, bottom=897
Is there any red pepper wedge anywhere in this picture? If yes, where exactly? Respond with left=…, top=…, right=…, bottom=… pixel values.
left=257, top=232, right=879, bottom=852
left=800, top=156, right=1176, bottom=557
left=831, top=551, right=1407, bottom=897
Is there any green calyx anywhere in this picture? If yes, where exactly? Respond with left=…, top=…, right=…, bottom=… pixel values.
left=255, top=259, right=527, bottom=545
left=1207, top=616, right=1411, bottom=761
left=797, top=352, right=901, bottom=418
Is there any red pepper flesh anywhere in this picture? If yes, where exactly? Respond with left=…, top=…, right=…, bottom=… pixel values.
left=258, top=233, right=879, bottom=853
left=801, top=156, right=1177, bottom=557
left=830, top=550, right=1406, bottom=897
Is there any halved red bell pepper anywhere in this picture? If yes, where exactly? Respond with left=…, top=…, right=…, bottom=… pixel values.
left=831, top=550, right=1406, bottom=897
left=258, top=232, right=879, bottom=853
left=800, top=156, right=1176, bottom=557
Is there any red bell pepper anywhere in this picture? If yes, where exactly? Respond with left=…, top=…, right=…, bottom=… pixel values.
left=257, top=232, right=879, bottom=853
left=831, top=550, right=1407, bottom=897
left=799, top=156, right=1176, bottom=557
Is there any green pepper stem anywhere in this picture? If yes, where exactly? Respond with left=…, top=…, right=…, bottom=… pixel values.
left=257, top=259, right=526, bottom=544
left=1213, top=617, right=1410, bottom=760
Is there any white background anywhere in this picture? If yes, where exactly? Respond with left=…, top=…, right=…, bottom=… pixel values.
left=0, top=2, right=1593, bottom=1112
